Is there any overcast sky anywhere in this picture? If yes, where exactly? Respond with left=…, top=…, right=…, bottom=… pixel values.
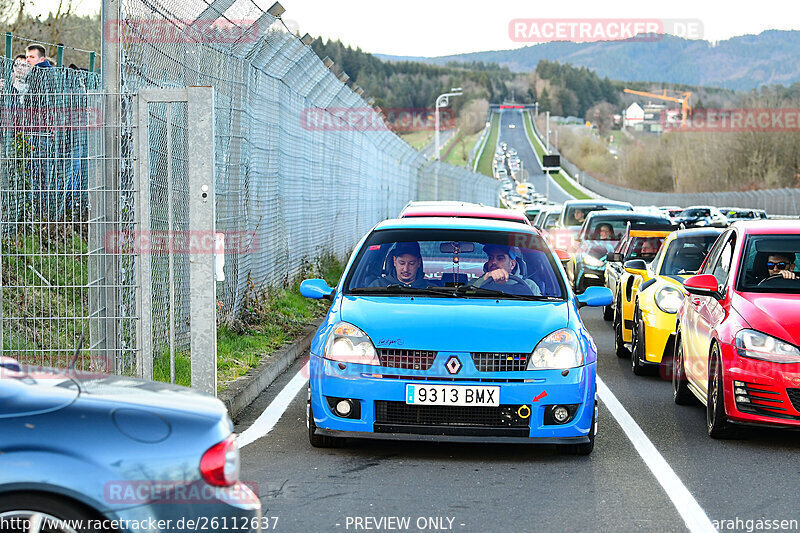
left=33, top=0, right=800, bottom=57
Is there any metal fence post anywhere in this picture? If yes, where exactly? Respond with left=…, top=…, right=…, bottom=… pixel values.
left=188, top=86, right=217, bottom=396
left=135, top=94, right=154, bottom=380
left=101, top=0, right=121, bottom=371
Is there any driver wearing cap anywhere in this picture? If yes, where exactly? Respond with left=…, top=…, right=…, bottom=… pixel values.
left=471, top=244, right=541, bottom=295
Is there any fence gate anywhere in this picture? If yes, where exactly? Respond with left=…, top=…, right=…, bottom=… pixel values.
left=134, top=86, right=218, bottom=395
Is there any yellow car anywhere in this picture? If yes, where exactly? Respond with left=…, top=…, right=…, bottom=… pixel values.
left=625, top=228, right=724, bottom=375
left=608, top=224, right=675, bottom=360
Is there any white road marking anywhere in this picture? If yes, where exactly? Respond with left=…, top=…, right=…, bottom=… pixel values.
left=596, top=376, right=716, bottom=533
left=238, top=362, right=309, bottom=448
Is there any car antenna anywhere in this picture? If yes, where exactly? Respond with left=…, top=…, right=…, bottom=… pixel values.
left=68, top=330, right=87, bottom=370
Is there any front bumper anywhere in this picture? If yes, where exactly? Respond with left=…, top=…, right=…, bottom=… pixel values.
left=309, top=355, right=597, bottom=442
left=575, top=261, right=606, bottom=289
left=640, top=305, right=678, bottom=364
left=720, top=342, right=800, bottom=428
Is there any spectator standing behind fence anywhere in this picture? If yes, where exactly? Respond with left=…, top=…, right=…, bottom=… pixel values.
left=0, top=54, right=31, bottom=95
left=24, top=44, right=56, bottom=216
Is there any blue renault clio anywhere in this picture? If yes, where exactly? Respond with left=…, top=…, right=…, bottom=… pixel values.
left=301, top=218, right=611, bottom=454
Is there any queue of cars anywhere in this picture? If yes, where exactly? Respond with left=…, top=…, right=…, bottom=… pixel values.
left=556, top=200, right=800, bottom=439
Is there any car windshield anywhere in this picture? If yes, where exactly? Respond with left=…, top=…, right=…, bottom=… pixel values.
left=543, top=212, right=560, bottom=228
left=681, top=208, right=710, bottom=217
left=626, top=236, right=666, bottom=262
left=660, top=236, right=719, bottom=275
left=582, top=216, right=670, bottom=242
left=564, top=205, right=611, bottom=226
left=343, top=229, right=565, bottom=299
left=737, top=235, right=800, bottom=293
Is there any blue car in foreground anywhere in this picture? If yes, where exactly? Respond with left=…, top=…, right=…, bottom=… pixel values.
left=301, top=218, right=612, bottom=454
left=0, top=357, right=260, bottom=533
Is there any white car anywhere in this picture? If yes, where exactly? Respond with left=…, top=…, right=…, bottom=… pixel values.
left=509, top=124, right=516, bottom=129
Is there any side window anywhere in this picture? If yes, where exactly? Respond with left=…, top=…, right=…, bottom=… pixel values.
left=710, top=236, right=736, bottom=288
left=700, top=231, right=729, bottom=274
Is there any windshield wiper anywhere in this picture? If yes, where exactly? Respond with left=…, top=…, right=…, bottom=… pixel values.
left=453, top=285, right=562, bottom=301
left=349, top=284, right=430, bottom=295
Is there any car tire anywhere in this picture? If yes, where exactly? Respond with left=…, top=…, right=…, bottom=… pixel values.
left=0, top=493, right=105, bottom=533
left=672, top=330, right=696, bottom=406
left=559, top=401, right=596, bottom=456
left=308, top=399, right=343, bottom=449
left=707, top=345, right=737, bottom=439
left=603, top=303, right=613, bottom=321
left=631, top=305, right=650, bottom=376
left=614, top=296, right=628, bottom=358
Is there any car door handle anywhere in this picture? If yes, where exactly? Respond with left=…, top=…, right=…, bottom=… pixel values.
left=691, top=297, right=701, bottom=306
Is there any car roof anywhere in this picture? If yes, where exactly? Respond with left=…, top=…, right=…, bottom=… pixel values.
left=670, top=227, right=725, bottom=238
left=563, top=199, right=633, bottom=209
left=584, top=210, right=670, bottom=222
left=375, top=217, right=542, bottom=233
left=733, top=220, right=800, bottom=234
left=400, top=205, right=531, bottom=225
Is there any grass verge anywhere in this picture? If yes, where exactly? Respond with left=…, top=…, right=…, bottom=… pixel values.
left=400, top=131, right=434, bottom=151
left=522, top=111, right=591, bottom=200
left=476, top=113, right=500, bottom=177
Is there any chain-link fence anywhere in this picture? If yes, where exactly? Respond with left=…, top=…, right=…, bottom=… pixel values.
left=0, top=57, right=136, bottom=372
left=114, top=1, right=499, bottom=377
left=531, top=112, right=800, bottom=215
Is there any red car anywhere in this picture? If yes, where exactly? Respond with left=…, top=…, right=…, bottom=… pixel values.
left=674, top=221, right=800, bottom=437
left=399, top=202, right=531, bottom=225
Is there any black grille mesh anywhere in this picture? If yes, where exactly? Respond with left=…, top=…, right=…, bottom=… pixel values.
left=787, top=388, right=800, bottom=412
left=377, top=349, right=437, bottom=370
left=374, top=401, right=528, bottom=428
left=471, top=352, right=528, bottom=372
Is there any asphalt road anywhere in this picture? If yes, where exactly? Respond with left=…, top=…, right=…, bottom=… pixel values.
left=236, top=308, right=800, bottom=533
left=496, top=108, right=574, bottom=205
left=421, top=129, right=457, bottom=159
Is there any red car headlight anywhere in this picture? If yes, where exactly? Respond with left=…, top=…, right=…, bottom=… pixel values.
left=735, top=329, right=800, bottom=364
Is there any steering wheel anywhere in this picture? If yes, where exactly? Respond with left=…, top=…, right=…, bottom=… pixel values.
left=482, top=274, right=535, bottom=295
left=757, top=273, right=794, bottom=285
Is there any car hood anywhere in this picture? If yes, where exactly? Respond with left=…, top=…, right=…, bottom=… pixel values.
left=577, top=240, right=617, bottom=261
left=733, top=292, right=800, bottom=346
left=340, top=296, right=571, bottom=353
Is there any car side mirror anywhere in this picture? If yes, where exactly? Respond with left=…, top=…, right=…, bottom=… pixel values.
left=555, top=249, right=571, bottom=264
left=624, top=259, right=648, bottom=278
left=683, top=274, right=721, bottom=299
left=577, top=286, right=613, bottom=308
left=607, top=252, right=623, bottom=263
left=300, top=279, right=335, bottom=300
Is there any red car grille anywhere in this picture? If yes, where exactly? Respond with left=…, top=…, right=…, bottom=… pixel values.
left=376, top=349, right=437, bottom=370
left=735, top=382, right=800, bottom=421
left=787, top=388, right=800, bottom=412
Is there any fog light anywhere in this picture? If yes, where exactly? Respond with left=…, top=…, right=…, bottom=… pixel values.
left=336, top=400, right=352, bottom=417
left=734, top=387, right=747, bottom=395
left=734, top=381, right=745, bottom=387
left=553, top=406, right=570, bottom=423
left=736, top=396, right=750, bottom=404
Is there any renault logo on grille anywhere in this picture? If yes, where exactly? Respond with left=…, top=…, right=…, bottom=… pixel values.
left=445, top=356, right=462, bottom=375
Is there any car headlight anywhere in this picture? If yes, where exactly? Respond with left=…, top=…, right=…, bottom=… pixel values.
left=324, top=322, right=379, bottom=365
left=655, top=285, right=683, bottom=314
left=695, top=220, right=708, bottom=226
left=583, top=254, right=606, bottom=268
left=735, top=329, right=800, bottom=364
left=528, top=328, right=584, bottom=370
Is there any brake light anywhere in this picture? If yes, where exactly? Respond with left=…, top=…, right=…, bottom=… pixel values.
left=200, top=434, right=240, bottom=487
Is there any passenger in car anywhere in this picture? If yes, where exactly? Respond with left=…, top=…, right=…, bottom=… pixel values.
left=470, top=244, right=541, bottom=295
left=370, top=242, right=429, bottom=288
